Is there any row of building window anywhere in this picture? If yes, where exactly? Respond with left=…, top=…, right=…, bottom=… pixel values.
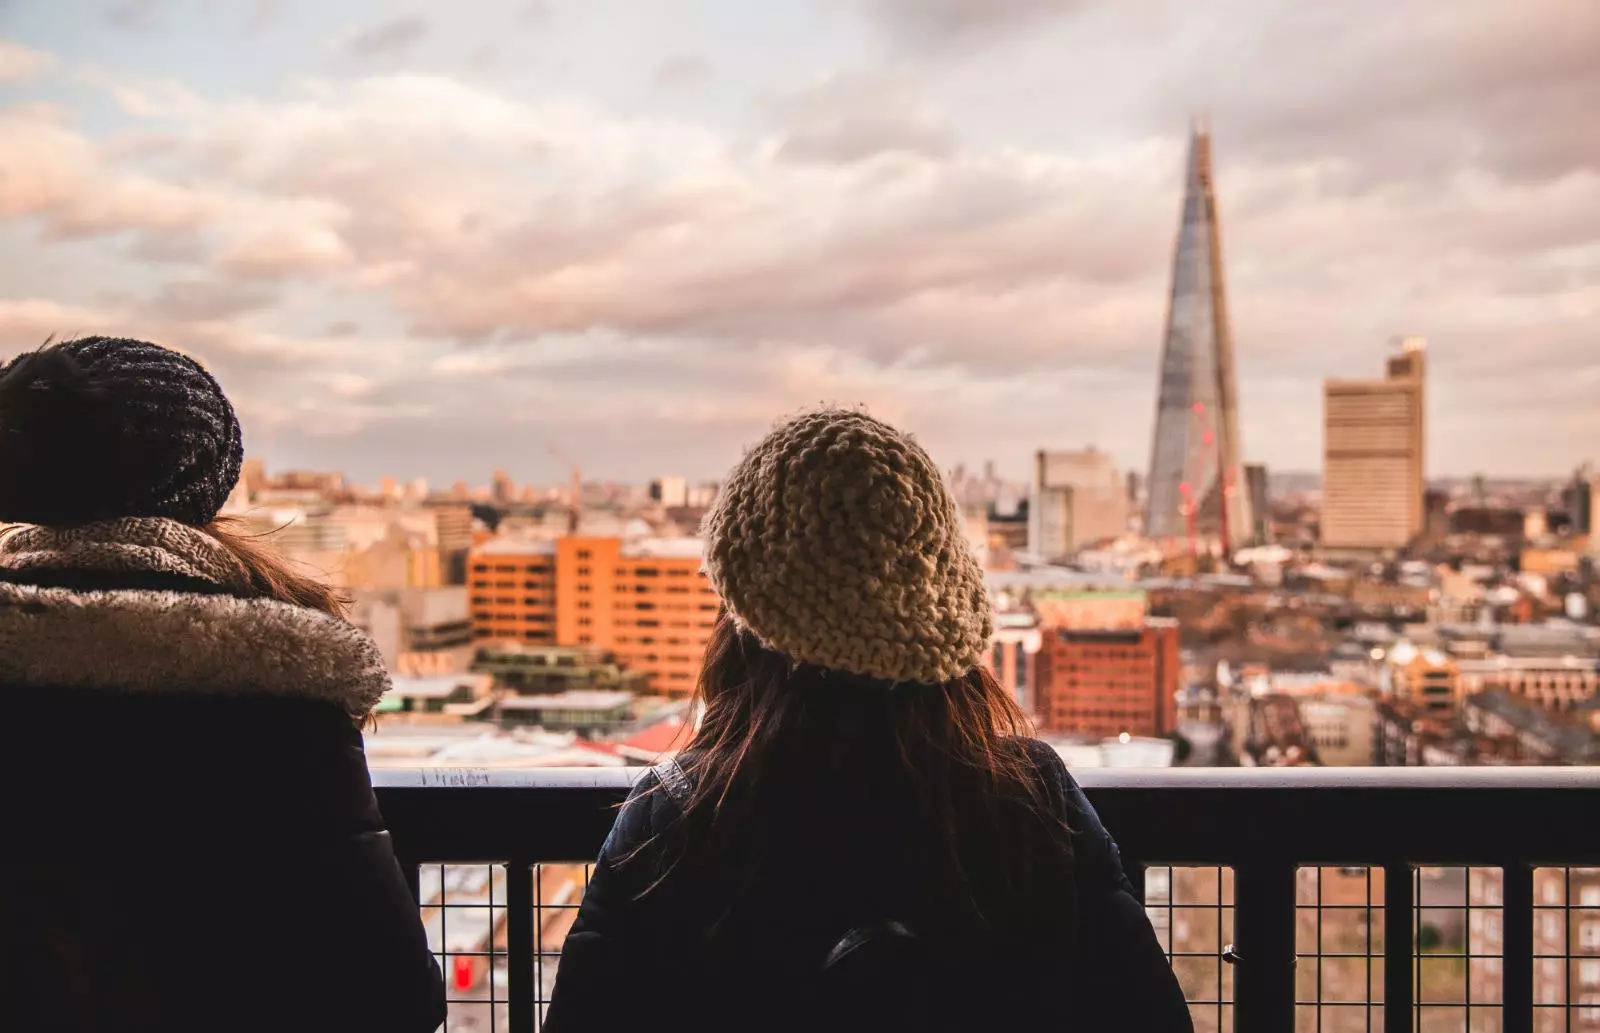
left=473, top=563, right=554, bottom=575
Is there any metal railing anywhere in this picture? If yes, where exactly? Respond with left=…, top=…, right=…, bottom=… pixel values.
left=373, top=766, right=1600, bottom=1033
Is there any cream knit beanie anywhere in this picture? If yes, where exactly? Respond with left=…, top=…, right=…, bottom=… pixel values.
left=702, top=409, right=993, bottom=685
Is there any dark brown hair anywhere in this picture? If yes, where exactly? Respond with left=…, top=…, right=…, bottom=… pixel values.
left=201, top=517, right=349, bottom=618
left=650, top=611, right=1073, bottom=933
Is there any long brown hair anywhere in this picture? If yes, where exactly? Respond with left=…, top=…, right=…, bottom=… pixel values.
left=652, top=611, right=1073, bottom=933
left=201, top=517, right=349, bottom=618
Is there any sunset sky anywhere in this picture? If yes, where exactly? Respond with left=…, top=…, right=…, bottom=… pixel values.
left=1, top=0, right=1595, bottom=485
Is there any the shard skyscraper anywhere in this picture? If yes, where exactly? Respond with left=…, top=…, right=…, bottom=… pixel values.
left=1144, top=124, right=1252, bottom=551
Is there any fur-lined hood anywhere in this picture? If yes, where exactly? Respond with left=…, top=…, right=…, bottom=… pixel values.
left=0, top=519, right=389, bottom=717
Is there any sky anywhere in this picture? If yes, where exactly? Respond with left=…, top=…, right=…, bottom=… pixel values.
left=0, top=0, right=1595, bottom=487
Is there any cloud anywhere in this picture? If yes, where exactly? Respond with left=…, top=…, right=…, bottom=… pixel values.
left=147, top=279, right=277, bottom=321
left=519, top=1, right=551, bottom=23
left=1135, top=1, right=1600, bottom=188
left=857, top=0, right=1085, bottom=47
left=0, top=40, right=55, bottom=83
left=2, top=2, right=1598, bottom=480
left=105, top=0, right=164, bottom=31
left=0, top=298, right=118, bottom=350
left=250, top=0, right=287, bottom=32
left=653, top=56, right=711, bottom=91
left=770, top=73, right=955, bottom=165
left=339, top=16, right=430, bottom=59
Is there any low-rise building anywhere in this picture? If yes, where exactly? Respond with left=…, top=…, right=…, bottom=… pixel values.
left=377, top=674, right=496, bottom=720
left=1385, top=641, right=1462, bottom=715
left=471, top=643, right=648, bottom=696
left=1295, top=688, right=1377, bottom=766
left=495, top=690, right=636, bottom=736
left=1463, top=689, right=1600, bottom=764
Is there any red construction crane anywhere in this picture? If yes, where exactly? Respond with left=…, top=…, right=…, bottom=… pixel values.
left=1180, top=399, right=1233, bottom=560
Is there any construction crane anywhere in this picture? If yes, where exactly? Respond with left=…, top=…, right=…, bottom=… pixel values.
left=546, top=445, right=582, bottom=535
left=1179, top=399, right=1234, bottom=561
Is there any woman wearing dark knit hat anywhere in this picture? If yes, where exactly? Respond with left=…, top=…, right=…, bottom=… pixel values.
left=0, top=338, right=444, bottom=1033
left=547, top=409, right=1190, bottom=1033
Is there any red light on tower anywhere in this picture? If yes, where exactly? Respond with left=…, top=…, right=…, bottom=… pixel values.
left=453, top=955, right=474, bottom=992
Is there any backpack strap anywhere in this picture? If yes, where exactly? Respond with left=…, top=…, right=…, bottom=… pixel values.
left=651, top=758, right=693, bottom=808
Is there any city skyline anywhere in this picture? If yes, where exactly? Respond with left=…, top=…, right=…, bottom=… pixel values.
left=0, top=1, right=1596, bottom=484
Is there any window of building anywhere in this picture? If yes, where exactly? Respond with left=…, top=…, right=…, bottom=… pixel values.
left=1583, top=886, right=1600, bottom=907
left=577, top=550, right=591, bottom=560
left=1582, top=960, right=1600, bottom=988
left=1583, top=921, right=1600, bottom=951
left=578, top=567, right=591, bottom=576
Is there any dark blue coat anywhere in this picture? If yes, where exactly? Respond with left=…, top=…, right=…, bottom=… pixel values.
left=547, top=738, right=1192, bottom=1032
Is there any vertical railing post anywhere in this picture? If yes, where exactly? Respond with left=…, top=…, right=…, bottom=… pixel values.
left=1502, top=863, right=1533, bottom=1033
left=1234, top=862, right=1295, bottom=1033
left=1383, top=862, right=1413, bottom=1033
left=507, top=859, right=535, bottom=1033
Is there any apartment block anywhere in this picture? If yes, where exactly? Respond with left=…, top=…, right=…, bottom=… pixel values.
left=468, top=536, right=717, bottom=695
left=1030, top=590, right=1180, bottom=738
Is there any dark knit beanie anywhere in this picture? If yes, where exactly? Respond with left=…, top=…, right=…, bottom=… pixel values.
left=0, top=337, right=243, bottom=527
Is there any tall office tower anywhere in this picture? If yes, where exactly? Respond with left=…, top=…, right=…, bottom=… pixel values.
left=1028, top=448, right=1127, bottom=560
left=1244, top=463, right=1270, bottom=545
left=1322, top=337, right=1427, bottom=551
left=1146, top=124, right=1251, bottom=552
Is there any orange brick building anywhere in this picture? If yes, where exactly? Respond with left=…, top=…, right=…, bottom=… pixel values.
left=469, top=536, right=717, bottom=696
left=1030, top=591, right=1181, bottom=738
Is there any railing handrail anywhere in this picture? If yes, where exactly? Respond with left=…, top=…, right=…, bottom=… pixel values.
left=370, top=764, right=1600, bottom=791
left=370, top=766, right=1600, bottom=1033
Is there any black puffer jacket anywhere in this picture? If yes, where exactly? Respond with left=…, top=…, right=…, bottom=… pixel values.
left=0, top=520, right=444, bottom=1033
left=546, top=737, right=1192, bottom=1033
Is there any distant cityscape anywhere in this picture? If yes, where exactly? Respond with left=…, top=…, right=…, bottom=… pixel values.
left=193, top=125, right=1600, bottom=1033
left=213, top=126, right=1599, bottom=784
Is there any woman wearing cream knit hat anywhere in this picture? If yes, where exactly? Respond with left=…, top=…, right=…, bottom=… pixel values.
left=548, top=409, right=1190, bottom=1033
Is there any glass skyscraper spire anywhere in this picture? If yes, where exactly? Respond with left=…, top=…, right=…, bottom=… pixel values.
left=1145, top=124, right=1251, bottom=550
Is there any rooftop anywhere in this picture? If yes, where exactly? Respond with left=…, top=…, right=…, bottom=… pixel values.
left=386, top=675, right=488, bottom=699
left=619, top=536, right=704, bottom=560
left=474, top=538, right=558, bottom=557
left=496, top=690, right=635, bottom=711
